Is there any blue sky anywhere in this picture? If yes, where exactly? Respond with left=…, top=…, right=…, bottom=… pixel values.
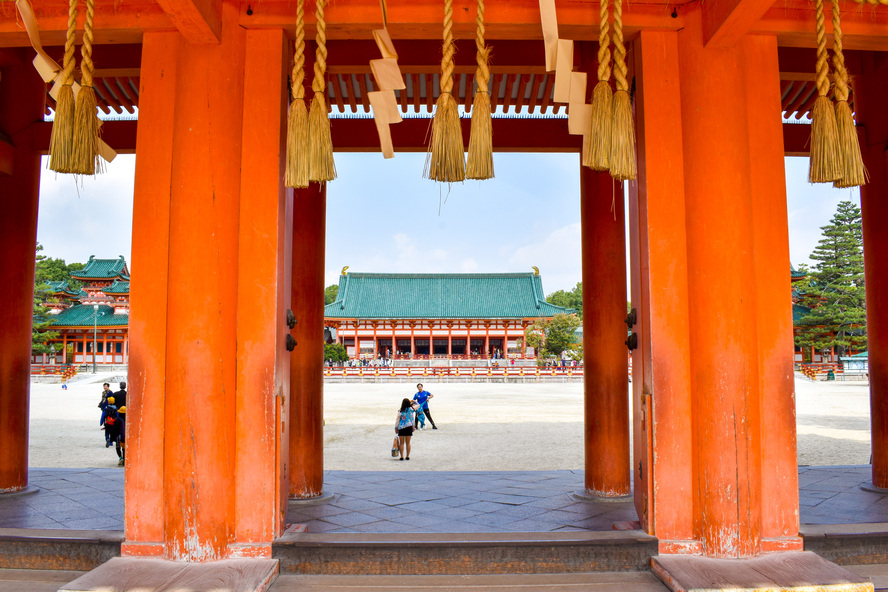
left=36, top=153, right=859, bottom=295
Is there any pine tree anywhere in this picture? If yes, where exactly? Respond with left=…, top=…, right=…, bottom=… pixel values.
left=795, top=201, right=867, bottom=357
left=32, top=243, right=59, bottom=355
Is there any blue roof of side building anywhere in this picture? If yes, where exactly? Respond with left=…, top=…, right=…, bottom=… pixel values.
left=324, top=272, right=575, bottom=320
left=103, top=280, right=130, bottom=294
left=70, top=255, right=129, bottom=280
left=48, top=304, right=129, bottom=327
left=793, top=303, right=812, bottom=324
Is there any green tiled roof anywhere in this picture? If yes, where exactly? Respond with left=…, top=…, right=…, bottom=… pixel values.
left=790, top=264, right=807, bottom=279
left=45, top=280, right=81, bottom=297
left=324, top=272, right=575, bottom=320
left=103, top=280, right=130, bottom=294
left=71, top=255, right=129, bottom=280
left=49, top=304, right=129, bottom=327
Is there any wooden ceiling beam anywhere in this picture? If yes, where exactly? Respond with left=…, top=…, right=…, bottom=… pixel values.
left=155, top=0, right=222, bottom=44
left=702, top=0, right=775, bottom=48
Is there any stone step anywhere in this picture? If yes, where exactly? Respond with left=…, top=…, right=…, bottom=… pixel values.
left=0, top=528, right=121, bottom=571
left=268, top=572, right=670, bottom=591
left=273, top=531, right=658, bottom=576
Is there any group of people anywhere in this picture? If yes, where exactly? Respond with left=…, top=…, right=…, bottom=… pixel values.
left=391, top=383, right=437, bottom=461
left=98, top=382, right=127, bottom=466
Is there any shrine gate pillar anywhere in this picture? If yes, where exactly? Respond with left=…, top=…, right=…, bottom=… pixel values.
left=0, top=50, right=44, bottom=493
left=289, top=184, right=326, bottom=499
left=633, top=9, right=799, bottom=558
left=124, top=6, right=291, bottom=560
left=580, top=168, right=630, bottom=497
left=856, top=52, right=888, bottom=489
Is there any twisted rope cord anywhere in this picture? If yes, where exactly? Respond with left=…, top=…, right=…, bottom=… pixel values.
left=612, top=0, right=627, bottom=92
left=312, top=0, right=327, bottom=95
left=474, top=0, right=490, bottom=93
left=62, top=0, right=77, bottom=86
left=814, top=0, right=831, bottom=98
left=80, top=0, right=95, bottom=87
left=597, top=0, right=611, bottom=83
left=292, top=0, right=305, bottom=100
left=831, top=0, right=850, bottom=103
left=851, top=0, right=888, bottom=4
left=441, top=0, right=455, bottom=94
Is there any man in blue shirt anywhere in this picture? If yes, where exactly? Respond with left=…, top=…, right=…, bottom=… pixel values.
left=412, top=383, right=437, bottom=430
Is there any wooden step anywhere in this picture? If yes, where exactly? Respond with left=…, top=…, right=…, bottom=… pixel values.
left=274, top=531, right=658, bottom=575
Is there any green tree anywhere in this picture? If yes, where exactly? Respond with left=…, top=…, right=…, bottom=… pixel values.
left=324, top=342, right=349, bottom=362
left=324, top=284, right=339, bottom=305
left=795, top=201, right=867, bottom=357
left=524, top=313, right=582, bottom=358
left=546, top=282, right=583, bottom=318
left=32, top=244, right=59, bottom=355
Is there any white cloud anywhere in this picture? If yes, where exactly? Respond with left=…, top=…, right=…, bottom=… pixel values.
left=507, top=222, right=582, bottom=293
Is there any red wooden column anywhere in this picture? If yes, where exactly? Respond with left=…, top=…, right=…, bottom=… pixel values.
left=580, top=169, right=630, bottom=497
left=0, top=49, right=44, bottom=493
left=856, top=52, right=888, bottom=489
left=633, top=20, right=799, bottom=558
left=289, top=183, right=326, bottom=499
left=124, top=8, right=290, bottom=560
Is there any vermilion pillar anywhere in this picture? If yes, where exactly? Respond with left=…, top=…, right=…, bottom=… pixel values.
left=0, top=50, right=43, bottom=493
left=633, top=11, right=799, bottom=558
left=124, top=6, right=290, bottom=560
left=856, top=52, right=888, bottom=489
left=580, top=168, right=630, bottom=497
left=289, top=183, right=326, bottom=499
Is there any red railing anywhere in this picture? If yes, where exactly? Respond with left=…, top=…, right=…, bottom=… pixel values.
left=324, top=365, right=584, bottom=378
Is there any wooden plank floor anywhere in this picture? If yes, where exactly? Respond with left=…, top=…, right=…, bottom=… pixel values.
left=57, top=557, right=279, bottom=592
left=653, top=551, right=873, bottom=592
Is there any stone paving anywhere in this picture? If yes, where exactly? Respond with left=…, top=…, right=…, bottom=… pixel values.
left=3, top=466, right=888, bottom=533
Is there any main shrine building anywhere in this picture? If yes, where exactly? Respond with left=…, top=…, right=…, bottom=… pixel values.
left=324, top=270, right=574, bottom=360
left=33, top=256, right=131, bottom=366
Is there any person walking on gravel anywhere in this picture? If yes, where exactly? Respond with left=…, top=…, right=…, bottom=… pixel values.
left=395, top=398, right=419, bottom=460
left=412, top=383, right=437, bottom=430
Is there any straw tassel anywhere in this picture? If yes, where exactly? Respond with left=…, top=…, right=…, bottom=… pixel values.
left=309, top=0, right=336, bottom=183
left=584, top=0, right=612, bottom=172
left=425, top=0, right=466, bottom=183
left=49, top=0, right=78, bottom=174
left=809, top=0, right=841, bottom=184
left=72, top=0, right=100, bottom=175
left=466, top=0, right=493, bottom=180
left=286, top=0, right=310, bottom=188
left=608, top=0, right=636, bottom=181
left=830, top=0, right=867, bottom=188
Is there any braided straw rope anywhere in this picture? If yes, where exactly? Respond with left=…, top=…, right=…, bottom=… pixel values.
left=286, top=0, right=310, bottom=188
left=466, top=0, right=494, bottom=180
left=609, top=0, right=636, bottom=181
left=831, top=0, right=868, bottom=187
left=73, top=0, right=101, bottom=175
left=49, top=0, right=78, bottom=173
left=851, top=0, right=888, bottom=4
left=809, top=0, right=841, bottom=183
left=309, top=0, right=336, bottom=183
left=425, top=0, right=466, bottom=183
left=585, top=0, right=613, bottom=171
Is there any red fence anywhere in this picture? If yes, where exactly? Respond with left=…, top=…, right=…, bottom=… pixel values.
left=325, top=365, right=584, bottom=379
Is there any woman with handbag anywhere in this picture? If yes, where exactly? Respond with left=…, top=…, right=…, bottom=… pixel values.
left=394, top=398, right=419, bottom=460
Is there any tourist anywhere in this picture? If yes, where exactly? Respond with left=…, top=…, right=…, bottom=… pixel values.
left=394, top=398, right=419, bottom=460
left=113, top=381, right=127, bottom=408
left=412, top=383, right=437, bottom=430
left=100, top=396, right=115, bottom=447
left=102, top=399, right=124, bottom=465
left=98, top=383, right=113, bottom=446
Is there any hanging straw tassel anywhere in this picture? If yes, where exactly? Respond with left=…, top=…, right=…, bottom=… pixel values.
left=584, top=0, right=612, bottom=172
left=309, top=0, right=336, bottom=183
left=830, top=0, right=867, bottom=188
left=425, top=0, right=466, bottom=183
left=286, top=0, right=310, bottom=188
left=466, top=0, right=493, bottom=180
left=49, top=0, right=78, bottom=174
left=73, top=0, right=100, bottom=175
left=609, top=0, right=635, bottom=181
left=809, top=0, right=842, bottom=184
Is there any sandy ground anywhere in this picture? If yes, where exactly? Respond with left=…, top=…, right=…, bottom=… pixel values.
left=28, top=373, right=872, bottom=470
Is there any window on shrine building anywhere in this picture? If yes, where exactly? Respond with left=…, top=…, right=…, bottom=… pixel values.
left=451, top=339, right=467, bottom=355
left=96, top=343, right=104, bottom=354
left=433, top=339, right=448, bottom=355
left=396, top=339, right=412, bottom=354
left=414, top=339, right=430, bottom=355
left=76, top=342, right=84, bottom=353
left=115, top=343, right=123, bottom=353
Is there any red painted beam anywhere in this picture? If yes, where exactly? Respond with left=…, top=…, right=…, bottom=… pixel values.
left=34, top=118, right=815, bottom=155
left=155, top=0, right=222, bottom=44
left=0, top=137, right=13, bottom=175
left=702, top=0, right=775, bottom=48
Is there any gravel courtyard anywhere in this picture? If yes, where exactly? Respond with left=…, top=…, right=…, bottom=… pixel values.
left=27, top=374, right=872, bottom=470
